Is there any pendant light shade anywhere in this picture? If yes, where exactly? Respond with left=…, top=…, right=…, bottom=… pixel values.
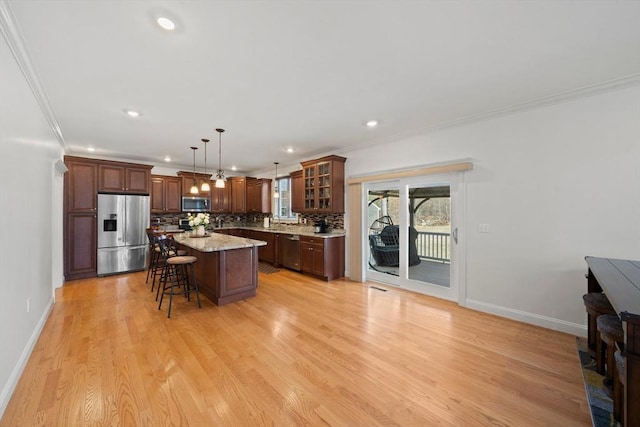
left=190, top=146, right=199, bottom=194
left=215, top=128, right=226, bottom=188
left=200, top=138, right=210, bottom=192
left=273, top=162, right=280, bottom=198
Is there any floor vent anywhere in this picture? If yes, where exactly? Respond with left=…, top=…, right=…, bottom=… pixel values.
left=369, top=286, right=388, bottom=292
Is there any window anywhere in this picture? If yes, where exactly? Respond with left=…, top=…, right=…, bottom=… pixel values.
left=274, top=176, right=297, bottom=220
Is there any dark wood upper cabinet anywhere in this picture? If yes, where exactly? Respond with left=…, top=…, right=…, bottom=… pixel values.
left=177, top=171, right=212, bottom=197
left=211, top=183, right=231, bottom=213
left=151, top=175, right=182, bottom=213
left=98, top=162, right=151, bottom=194
left=65, top=158, right=97, bottom=212
left=230, top=177, right=247, bottom=213
left=247, top=178, right=272, bottom=214
left=300, top=155, right=346, bottom=213
left=290, top=170, right=304, bottom=213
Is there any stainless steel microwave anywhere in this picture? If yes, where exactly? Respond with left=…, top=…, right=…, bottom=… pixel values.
left=181, top=196, right=210, bottom=212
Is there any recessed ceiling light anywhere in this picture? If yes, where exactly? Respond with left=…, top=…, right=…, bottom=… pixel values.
left=231, top=166, right=237, bottom=171
left=87, top=147, right=95, bottom=152
left=156, top=17, right=175, bottom=31
left=164, top=156, right=171, bottom=162
left=366, top=120, right=379, bottom=127
left=286, top=147, right=294, bottom=153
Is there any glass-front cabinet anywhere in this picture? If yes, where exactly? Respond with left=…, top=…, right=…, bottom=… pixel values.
left=301, top=155, right=346, bottom=213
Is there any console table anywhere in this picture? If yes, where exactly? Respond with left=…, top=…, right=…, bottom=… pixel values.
left=585, top=256, right=640, bottom=427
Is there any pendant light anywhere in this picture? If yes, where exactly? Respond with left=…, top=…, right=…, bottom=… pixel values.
left=215, top=128, right=226, bottom=188
left=200, top=138, right=210, bottom=192
left=273, top=162, right=280, bottom=198
left=190, top=146, right=199, bottom=194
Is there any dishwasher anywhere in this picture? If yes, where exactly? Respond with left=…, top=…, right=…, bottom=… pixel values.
left=282, top=234, right=301, bottom=271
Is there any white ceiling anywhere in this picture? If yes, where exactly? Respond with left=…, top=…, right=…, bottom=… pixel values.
left=5, top=0, right=640, bottom=175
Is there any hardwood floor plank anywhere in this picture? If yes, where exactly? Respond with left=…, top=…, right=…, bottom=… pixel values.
left=1, top=270, right=591, bottom=426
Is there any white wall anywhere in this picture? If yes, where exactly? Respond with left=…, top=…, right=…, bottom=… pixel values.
left=344, top=86, right=640, bottom=333
left=0, top=34, right=64, bottom=416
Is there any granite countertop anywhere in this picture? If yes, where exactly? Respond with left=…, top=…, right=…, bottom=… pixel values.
left=211, top=224, right=346, bottom=239
left=174, top=232, right=267, bottom=252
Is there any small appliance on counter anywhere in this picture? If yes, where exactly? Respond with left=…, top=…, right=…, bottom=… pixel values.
left=179, top=218, right=191, bottom=230
left=314, top=220, right=329, bottom=234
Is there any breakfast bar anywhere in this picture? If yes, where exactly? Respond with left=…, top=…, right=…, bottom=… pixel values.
left=174, top=232, right=266, bottom=306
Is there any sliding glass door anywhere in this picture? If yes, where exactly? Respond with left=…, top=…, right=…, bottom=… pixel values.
left=365, top=174, right=461, bottom=301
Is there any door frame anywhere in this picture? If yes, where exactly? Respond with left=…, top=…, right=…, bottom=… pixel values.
left=363, top=173, right=465, bottom=303
left=346, top=160, right=471, bottom=306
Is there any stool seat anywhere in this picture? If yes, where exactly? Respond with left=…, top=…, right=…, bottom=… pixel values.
left=597, top=313, right=624, bottom=340
left=583, top=292, right=616, bottom=357
left=166, top=255, right=197, bottom=265
left=583, top=292, right=614, bottom=313
left=596, top=313, right=625, bottom=389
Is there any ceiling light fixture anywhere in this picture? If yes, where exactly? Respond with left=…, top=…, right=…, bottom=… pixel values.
left=231, top=166, right=237, bottom=171
left=201, top=138, right=210, bottom=192
left=190, top=146, right=199, bottom=194
left=273, top=162, right=280, bottom=199
left=125, top=110, right=140, bottom=118
left=214, top=128, right=226, bottom=188
left=366, top=120, right=379, bottom=127
left=87, top=147, right=96, bottom=152
left=164, top=156, right=171, bottom=162
left=286, top=147, right=294, bottom=153
left=156, top=17, right=175, bottom=31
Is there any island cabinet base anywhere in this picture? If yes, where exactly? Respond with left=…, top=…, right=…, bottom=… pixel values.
left=177, top=244, right=258, bottom=306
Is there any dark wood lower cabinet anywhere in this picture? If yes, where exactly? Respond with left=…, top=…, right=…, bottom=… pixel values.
left=245, top=230, right=276, bottom=264
left=217, top=228, right=344, bottom=281
left=300, top=235, right=345, bottom=281
left=65, top=213, right=97, bottom=280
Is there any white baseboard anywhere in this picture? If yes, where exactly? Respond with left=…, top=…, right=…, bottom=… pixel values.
left=0, top=297, right=54, bottom=419
left=465, top=298, right=587, bottom=337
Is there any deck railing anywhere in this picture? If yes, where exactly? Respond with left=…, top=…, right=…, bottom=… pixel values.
left=415, top=231, right=450, bottom=263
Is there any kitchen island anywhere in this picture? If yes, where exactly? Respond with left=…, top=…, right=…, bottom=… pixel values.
left=174, top=232, right=266, bottom=306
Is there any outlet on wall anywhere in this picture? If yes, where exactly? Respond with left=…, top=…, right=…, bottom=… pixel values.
left=478, top=223, right=490, bottom=233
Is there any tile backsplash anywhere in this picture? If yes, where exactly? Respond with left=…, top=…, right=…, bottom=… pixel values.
left=151, top=212, right=344, bottom=230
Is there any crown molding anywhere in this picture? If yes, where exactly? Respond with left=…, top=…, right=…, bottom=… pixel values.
left=334, top=73, right=640, bottom=157
left=0, top=0, right=67, bottom=151
left=424, top=73, right=640, bottom=133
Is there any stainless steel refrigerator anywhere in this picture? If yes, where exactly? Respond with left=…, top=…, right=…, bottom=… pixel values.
left=97, top=194, right=150, bottom=276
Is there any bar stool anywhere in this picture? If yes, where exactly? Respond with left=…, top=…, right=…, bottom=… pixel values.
left=596, top=313, right=624, bottom=383
left=150, top=232, right=187, bottom=297
left=157, top=235, right=202, bottom=318
left=613, top=349, right=625, bottom=425
left=583, top=292, right=615, bottom=356
left=145, top=229, right=162, bottom=289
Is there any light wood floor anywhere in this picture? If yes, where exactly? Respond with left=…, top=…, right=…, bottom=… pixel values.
left=1, top=269, right=591, bottom=426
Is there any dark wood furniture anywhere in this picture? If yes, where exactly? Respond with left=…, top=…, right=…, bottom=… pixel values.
left=177, top=171, right=212, bottom=197
left=210, top=183, right=231, bottom=213
left=300, top=235, right=345, bottom=281
left=585, top=256, right=640, bottom=427
left=229, top=177, right=247, bottom=213
left=245, top=229, right=277, bottom=264
left=64, top=156, right=152, bottom=280
left=150, top=175, right=182, bottom=213
left=290, top=170, right=304, bottom=213
left=64, top=157, right=98, bottom=280
left=301, top=155, right=346, bottom=213
left=247, top=178, right=272, bottom=214
left=98, top=162, right=151, bottom=194
left=174, top=234, right=262, bottom=306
